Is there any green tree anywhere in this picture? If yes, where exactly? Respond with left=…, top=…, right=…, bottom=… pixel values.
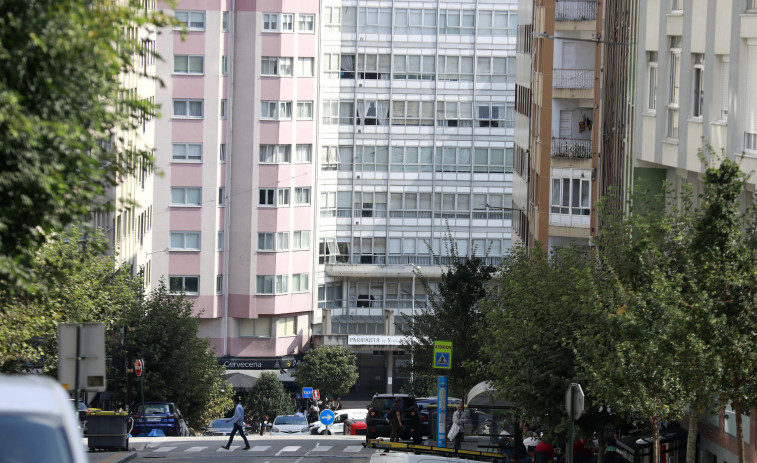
left=245, top=371, right=294, bottom=421
left=292, top=346, right=358, bottom=399
left=0, top=0, right=170, bottom=292
left=124, top=283, right=233, bottom=431
left=403, top=245, right=495, bottom=399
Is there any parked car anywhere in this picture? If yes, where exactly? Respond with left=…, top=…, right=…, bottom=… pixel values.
left=415, top=397, right=462, bottom=437
left=310, top=408, right=368, bottom=435
left=0, top=374, right=88, bottom=463
left=202, top=417, right=254, bottom=436
left=131, top=402, right=189, bottom=436
left=270, top=414, right=310, bottom=434
left=346, top=418, right=367, bottom=435
left=365, top=393, right=421, bottom=443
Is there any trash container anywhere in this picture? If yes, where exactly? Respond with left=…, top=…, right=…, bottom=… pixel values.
left=87, top=411, right=130, bottom=451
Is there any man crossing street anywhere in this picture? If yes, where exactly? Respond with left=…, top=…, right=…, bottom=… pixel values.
left=221, top=397, right=250, bottom=450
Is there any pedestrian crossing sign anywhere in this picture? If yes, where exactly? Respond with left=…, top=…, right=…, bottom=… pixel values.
left=433, top=341, right=452, bottom=369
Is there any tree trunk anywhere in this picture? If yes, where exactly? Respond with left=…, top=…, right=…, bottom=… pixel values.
left=685, top=409, right=699, bottom=463
left=652, top=417, right=660, bottom=463
left=734, top=399, right=745, bottom=463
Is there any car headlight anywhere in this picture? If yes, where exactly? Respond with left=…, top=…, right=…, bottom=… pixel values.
left=301, top=427, right=309, bottom=433
left=272, top=427, right=279, bottom=432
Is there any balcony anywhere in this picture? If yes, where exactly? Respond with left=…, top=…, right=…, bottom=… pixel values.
left=551, top=138, right=592, bottom=159
left=555, top=0, right=597, bottom=21
left=553, top=69, right=594, bottom=89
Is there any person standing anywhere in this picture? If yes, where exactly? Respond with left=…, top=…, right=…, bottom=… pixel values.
left=334, top=397, right=342, bottom=411
left=452, top=403, right=465, bottom=450
left=389, top=398, right=403, bottom=442
left=221, top=397, right=250, bottom=450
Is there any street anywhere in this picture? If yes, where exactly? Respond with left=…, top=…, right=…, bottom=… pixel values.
left=96, top=434, right=378, bottom=463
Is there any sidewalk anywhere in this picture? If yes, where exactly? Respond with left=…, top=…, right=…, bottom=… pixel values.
left=87, top=450, right=136, bottom=463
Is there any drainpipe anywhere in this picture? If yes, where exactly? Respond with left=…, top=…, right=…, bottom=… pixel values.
left=223, top=0, right=236, bottom=357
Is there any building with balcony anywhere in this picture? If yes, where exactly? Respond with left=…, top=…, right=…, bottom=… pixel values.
left=145, top=0, right=516, bottom=395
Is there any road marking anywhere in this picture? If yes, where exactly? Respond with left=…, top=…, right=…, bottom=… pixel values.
left=311, top=445, right=333, bottom=451
left=344, top=445, right=364, bottom=453
left=250, top=445, right=271, bottom=451
left=217, top=445, right=240, bottom=451
left=276, top=445, right=301, bottom=455
left=293, top=458, right=304, bottom=463
left=185, top=447, right=205, bottom=452
left=153, top=446, right=176, bottom=453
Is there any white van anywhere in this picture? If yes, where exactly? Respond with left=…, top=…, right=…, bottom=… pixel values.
left=310, top=408, right=368, bottom=435
left=369, top=450, right=485, bottom=463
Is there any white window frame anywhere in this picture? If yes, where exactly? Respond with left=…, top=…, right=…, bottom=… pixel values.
left=170, top=231, right=201, bottom=251
left=298, top=14, right=315, bottom=32
left=173, top=55, right=204, bottom=75
left=173, top=99, right=204, bottom=119
left=240, top=318, right=271, bottom=337
left=216, top=274, right=223, bottom=294
left=295, top=144, right=312, bottom=163
left=221, top=55, right=228, bottom=76
left=438, top=55, right=475, bottom=82
left=297, top=101, right=313, bottom=119
left=222, top=11, right=229, bottom=32
left=261, top=101, right=292, bottom=120
left=263, top=12, right=294, bottom=32
left=550, top=173, right=591, bottom=217
left=439, top=9, right=475, bottom=35
left=293, top=230, right=311, bottom=250
left=170, top=187, right=202, bottom=206
left=259, top=188, right=291, bottom=207
left=219, top=143, right=226, bottom=162
left=278, top=316, right=297, bottom=335
left=647, top=51, right=658, bottom=112
left=745, top=132, right=757, bottom=153
left=260, top=144, right=291, bottom=163
left=174, top=10, right=205, bottom=31
left=169, top=275, right=200, bottom=295
left=220, top=99, right=227, bottom=119
left=172, top=143, right=203, bottom=162
left=667, top=38, right=682, bottom=139
left=295, top=187, right=311, bottom=205
left=692, top=53, right=705, bottom=118
left=292, top=273, right=309, bottom=292
left=261, top=57, right=293, bottom=77
left=218, top=187, right=225, bottom=207
left=297, top=57, right=315, bottom=77
left=217, top=231, right=224, bottom=251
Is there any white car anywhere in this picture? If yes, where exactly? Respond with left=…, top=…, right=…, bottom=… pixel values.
left=310, top=408, right=368, bottom=435
left=0, top=374, right=88, bottom=463
left=271, top=414, right=310, bottom=434
left=370, top=450, right=482, bottom=463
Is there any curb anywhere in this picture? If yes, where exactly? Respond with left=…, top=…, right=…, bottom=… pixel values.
left=88, top=450, right=137, bottom=463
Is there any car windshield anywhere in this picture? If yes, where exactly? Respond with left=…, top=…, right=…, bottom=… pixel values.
left=275, top=415, right=307, bottom=425
left=0, top=414, right=75, bottom=463
left=211, top=419, right=230, bottom=427
left=139, top=404, right=171, bottom=414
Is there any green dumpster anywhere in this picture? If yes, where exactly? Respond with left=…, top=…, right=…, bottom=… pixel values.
left=87, top=411, right=130, bottom=451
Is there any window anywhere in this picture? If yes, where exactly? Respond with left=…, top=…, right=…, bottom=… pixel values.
left=745, top=132, right=757, bottom=152
left=478, top=10, right=517, bottom=36
left=295, top=187, right=311, bottom=205
left=324, top=6, right=341, bottom=28
left=322, top=100, right=354, bottom=125
left=219, top=143, right=226, bottom=162
left=261, top=101, right=292, bottom=120
left=354, top=191, right=388, bottom=217
left=218, top=187, right=225, bottom=206
left=293, top=230, right=311, bottom=250
left=292, top=274, right=309, bottom=292
left=259, top=188, right=290, bottom=207
left=261, top=57, right=293, bottom=76
left=437, top=101, right=473, bottom=127
left=175, top=10, right=205, bottom=30
left=389, top=192, right=433, bottom=219
left=393, top=55, right=435, bottom=80
left=256, top=275, right=287, bottom=294
left=439, top=55, right=474, bottom=82
left=170, top=231, right=201, bottom=250
left=474, top=147, right=513, bottom=173
left=551, top=175, right=591, bottom=216
left=260, top=144, right=291, bottom=163
left=321, top=146, right=341, bottom=170
left=647, top=51, right=658, bottom=111
left=258, top=232, right=274, bottom=251
left=668, top=37, right=681, bottom=139
left=391, top=100, right=435, bottom=126
left=169, top=276, right=199, bottom=295
left=476, top=102, right=512, bottom=128
left=240, top=318, right=271, bottom=337
left=436, top=147, right=471, bottom=173
left=355, top=146, right=389, bottom=172
left=221, top=56, right=228, bottom=76
left=671, top=0, right=683, bottom=12
left=173, top=55, right=204, bottom=74
left=220, top=99, right=227, bottom=119
left=297, top=102, right=313, bottom=119
left=390, top=146, right=434, bottom=172
left=439, top=9, right=475, bottom=35
left=298, top=14, right=315, bottom=32
left=173, top=99, right=204, bottom=119
left=692, top=54, right=705, bottom=118
left=263, top=13, right=293, bottom=32
left=358, top=7, right=392, bottom=34
left=297, top=57, right=314, bottom=77
left=217, top=231, right=224, bottom=251
left=222, top=11, right=229, bottom=32
left=719, top=56, right=729, bottom=120
left=172, top=143, right=202, bottom=162
left=356, top=100, right=390, bottom=126
left=279, top=316, right=296, bottom=336
left=393, top=8, right=437, bottom=35
left=171, top=187, right=202, bottom=206
left=357, top=53, right=391, bottom=80
left=295, top=144, right=312, bottom=163
left=216, top=274, right=223, bottom=294
left=477, top=56, right=515, bottom=84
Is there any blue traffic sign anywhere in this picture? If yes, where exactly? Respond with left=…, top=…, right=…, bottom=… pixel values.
left=319, top=409, right=336, bottom=426
left=434, top=352, right=451, bottom=368
left=302, top=387, right=313, bottom=399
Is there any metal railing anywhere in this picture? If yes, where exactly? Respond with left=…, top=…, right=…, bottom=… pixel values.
left=551, top=138, right=593, bottom=159
left=555, top=0, right=598, bottom=20
left=553, top=69, right=595, bottom=89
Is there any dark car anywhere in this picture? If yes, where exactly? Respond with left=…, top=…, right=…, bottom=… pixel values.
left=365, top=393, right=421, bottom=443
left=415, top=396, right=462, bottom=437
left=132, top=402, right=188, bottom=437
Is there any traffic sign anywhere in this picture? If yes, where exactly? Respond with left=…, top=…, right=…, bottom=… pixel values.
left=433, top=341, right=452, bottom=369
left=58, top=323, right=106, bottom=392
left=565, top=383, right=584, bottom=420
left=313, top=389, right=320, bottom=400
left=319, top=409, right=336, bottom=426
left=135, top=359, right=144, bottom=377
left=302, top=387, right=313, bottom=399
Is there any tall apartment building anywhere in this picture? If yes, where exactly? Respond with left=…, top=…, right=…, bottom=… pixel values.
left=149, top=0, right=516, bottom=395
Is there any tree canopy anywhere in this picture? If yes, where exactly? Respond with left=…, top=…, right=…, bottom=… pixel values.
left=246, top=371, right=295, bottom=420
left=292, top=345, right=358, bottom=398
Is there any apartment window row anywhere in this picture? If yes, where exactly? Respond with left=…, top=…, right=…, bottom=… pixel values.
left=325, top=53, right=515, bottom=83
left=256, top=274, right=309, bottom=294
left=324, top=6, right=516, bottom=36
left=551, top=172, right=591, bottom=217
left=261, top=56, right=316, bottom=77
left=260, top=144, right=312, bottom=163
left=515, top=84, right=532, bottom=117
left=258, top=230, right=311, bottom=252
left=174, top=10, right=205, bottom=30
left=322, top=100, right=514, bottom=128
left=263, top=12, right=314, bottom=33
left=261, top=101, right=313, bottom=120
left=240, top=317, right=298, bottom=337
left=259, top=187, right=311, bottom=207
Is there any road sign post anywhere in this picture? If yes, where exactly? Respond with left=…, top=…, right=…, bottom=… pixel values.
left=313, top=389, right=320, bottom=401
left=437, top=376, right=448, bottom=448
left=319, top=409, right=335, bottom=428
left=135, top=359, right=145, bottom=409
left=565, top=383, right=585, bottom=463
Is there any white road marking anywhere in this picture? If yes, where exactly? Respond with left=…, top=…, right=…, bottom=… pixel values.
left=275, top=445, right=301, bottom=455
left=311, top=445, right=333, bottom=451
left=344, top=445, right=364, bottom=453
left=250, top=445, right=271, bottom=451
left=217, top=445, right=240, bottom=451
left=185, top=446, right=205, bottom=452
left=153, top=446, right=176, bottom=453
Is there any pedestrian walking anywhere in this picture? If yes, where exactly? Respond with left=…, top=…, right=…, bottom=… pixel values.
left=260, top=415, right=268, bottom=435
left=452, top=403, right=465, bottom=450
left=221, top=397, right=250, bottom=450
left=389, top=397, right=403, bottom=442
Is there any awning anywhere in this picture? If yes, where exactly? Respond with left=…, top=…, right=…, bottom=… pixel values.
left=466, top=381, right=517, bottom=408
left=224, top=369, right=296, bottom=391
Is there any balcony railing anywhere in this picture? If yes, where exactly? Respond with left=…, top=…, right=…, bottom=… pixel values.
left=553, top=69, right=595, bottom=89
left=551, top=138, right=593, bottom=159
left=555, top=0, right=598, bottom=20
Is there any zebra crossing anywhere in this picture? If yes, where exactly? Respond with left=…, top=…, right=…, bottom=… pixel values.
left=141, top=442, right=374, bottom=457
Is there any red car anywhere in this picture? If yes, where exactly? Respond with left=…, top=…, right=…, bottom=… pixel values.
left=346, top=419, right=366, bottom=435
